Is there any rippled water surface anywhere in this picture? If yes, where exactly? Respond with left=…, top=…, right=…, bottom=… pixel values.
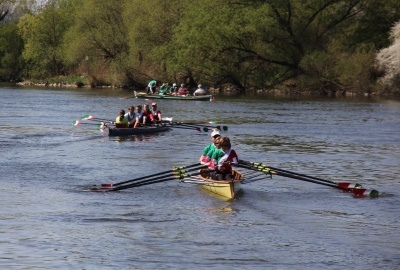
left=1, top=85, right=399, bottom=269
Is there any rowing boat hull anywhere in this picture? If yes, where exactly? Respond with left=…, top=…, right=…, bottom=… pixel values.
left=134, top=91, right=212, bottom=101
left=198, top=169, right=243, bottom=199
left=108, top=126, right=170, bottom=136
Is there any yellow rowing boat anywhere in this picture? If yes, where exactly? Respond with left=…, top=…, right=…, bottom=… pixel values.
left=198, top=169, right=243, bottom=199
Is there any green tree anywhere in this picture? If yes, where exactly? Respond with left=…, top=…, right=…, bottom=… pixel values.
left=166, top=0, right=399, bottom=93
left=18, top=1, right=72, bottom=79
left=0, top=22, right=23, bottom=80
left=123, top=0, right=187, bottom=84
left=63, top=0, right=132, bottom=86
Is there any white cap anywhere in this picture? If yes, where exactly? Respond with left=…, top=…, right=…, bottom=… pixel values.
left=211, top=130, right=220, bottom=138
left=173, top=83, right=176, bottom=87
left=198, top=84, right=202, bottom=88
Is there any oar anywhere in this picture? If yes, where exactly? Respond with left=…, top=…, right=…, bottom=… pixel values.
left=184, top=123, right=228, bottom=131
left=236, top=163, right=354, bottom=191
left=239, top=160, right=361, bottom=191
left=109, top=170, right=210, bottom=191
left=119, top=96, right=136, bottom=100
left=165, top=121, right=228, bottom=131
left=163, top=124, right=209, bottom=132
left=72, top=120, right=104, bottom=128
left=238, top=161, right=379, bottom=197
left=80, top=115, right=113, bottom=123
left=100, top=163, right=204, bottom=187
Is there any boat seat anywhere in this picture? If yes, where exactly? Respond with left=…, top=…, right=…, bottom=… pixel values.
left=115, top=123, right=127, bottom=128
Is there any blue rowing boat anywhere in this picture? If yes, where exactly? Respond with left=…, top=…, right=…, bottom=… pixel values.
left=108, top=126, right=170, bottom=136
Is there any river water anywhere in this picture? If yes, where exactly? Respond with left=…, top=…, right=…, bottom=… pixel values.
left=0, top=85, right=399, bottom=269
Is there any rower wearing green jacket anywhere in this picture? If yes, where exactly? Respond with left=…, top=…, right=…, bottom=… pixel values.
left=200, top=130, right=221, bottom=164
left=159, top=82, right=170, bottom=95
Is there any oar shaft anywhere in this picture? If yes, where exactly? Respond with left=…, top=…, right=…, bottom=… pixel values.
left=237, top=163, right=351, bottom=191
left=273, top=170, right=349, bottom=190
left=181, top=122, right=228, bottom=131
left=110, top=175, right=179, bottom=191
left=166, top=125, right=204, bottom=131
left=240, top=160, right=337, bottom=185
left=109, top=169, right=211, bottom=191
left=89, top=118, right=113, bottom=123
left=110, top=163, right=203, bottom=186
left=175, top=122, right=213, bottom=129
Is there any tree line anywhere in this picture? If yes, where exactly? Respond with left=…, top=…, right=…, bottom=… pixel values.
left=1, top=0, right=400, bottom=95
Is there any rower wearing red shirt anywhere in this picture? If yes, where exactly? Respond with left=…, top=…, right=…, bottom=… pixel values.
left=150, top=102, right=162, bottom=122
left=178, top=83, right=188, bottom=95
left=142, top=104, right=156, bottom=125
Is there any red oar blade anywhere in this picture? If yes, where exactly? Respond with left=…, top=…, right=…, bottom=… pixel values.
left=353, top=188, right=379, bottom=198
left=73, top=120, right=81, bottom=126
left=337, top=182, right=362, bottom=193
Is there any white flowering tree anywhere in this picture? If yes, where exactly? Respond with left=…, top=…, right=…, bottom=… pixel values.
left=376, top=21, right=400, bottom=88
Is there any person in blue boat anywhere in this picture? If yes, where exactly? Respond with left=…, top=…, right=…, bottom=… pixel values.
left=142, top=104, right=156, bottom=125
left=193, top=84, right=207, bottom=96
left=150, top=102, right=162, bottom=122
left=147, top=80, right=157, bottom=94
left=209, top=137, right=239, bottom=180
left=200, top=130, right=221, bottom=164
left=133, top=105, right=144, bottom=128
left=115, top=109, right=129, bottom=128
left=124, top=106, right=136, bottom=128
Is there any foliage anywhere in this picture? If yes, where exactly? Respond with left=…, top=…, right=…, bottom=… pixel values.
left=18, top=1, right=72, bottom=79
left=0, top=0, right=399, bottom=94
left=0, top=22, right=23, bottom=80
left=376, top=21, right=400, bottom=91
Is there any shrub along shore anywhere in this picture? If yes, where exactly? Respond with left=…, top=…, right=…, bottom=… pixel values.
left=1, top=1, right=400, bottom=97
left=15, top=80, right=398, bottom=97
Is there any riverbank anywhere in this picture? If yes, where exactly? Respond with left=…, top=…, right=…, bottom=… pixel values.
left=13, top=80, right=400, bottom=98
